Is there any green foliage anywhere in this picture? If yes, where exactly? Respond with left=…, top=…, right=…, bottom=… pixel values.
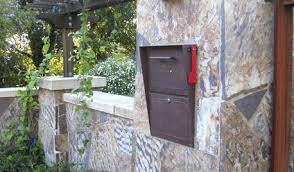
left=47, top=52, right=64, bottom=76
left=71, top=2, right=96, bottom=153
left=0, top=28, right=71, bottom=171
left=0, top=0, right=36, bottom=87
left=89, top=57, right=136, bottom=96
left=0, top=51, right=27, bottom=87
left=0, top=122, right=46, bottom=172
left=0, top=0, right=35, bottom=49
left=0, top=30, right=51, bottom=171
left=88, top=1, right=136, bottom=59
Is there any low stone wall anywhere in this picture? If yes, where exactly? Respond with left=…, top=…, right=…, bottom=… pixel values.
left=37, top=76, right=107, bottom=164
left=63, top=91, right=219, bottom=172
left=0, top=97, right=21, bottom=131
left=0, top=87, right=38, bottom=133
left=66, top=104, right=134, bottom=171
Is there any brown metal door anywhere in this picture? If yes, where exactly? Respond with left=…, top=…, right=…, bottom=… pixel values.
left=140, top=45, right=196, bottom=147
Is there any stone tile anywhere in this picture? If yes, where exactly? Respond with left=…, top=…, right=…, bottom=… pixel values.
left=134, top=133, right=163, bottom=172
left=66, top=104, right=134, bottom=172
left=196, top=97, right=221, bottom=156
left=0, top=98, right=21, bottom=132
left=160, top=142, right=218, bottom=172
left=39, top=89, right=63, bottom=106
left=133, top=73, right=150, bottom=135
left=55, top=134, right=69, bottom=152
left=58, top=114, right=68, bottom=134
left=234, top=89, right=267, bottom=120
left=224, top=0, right=274, bottom=98
left=0, top=97, right=14, bottom=116
left=248, top=89, right=273, bottom=144
left=38, top=104, right=56, bottom=164
left=58, top=104, right=66, bottom=116
left=220, top=102, right=271, bottom=172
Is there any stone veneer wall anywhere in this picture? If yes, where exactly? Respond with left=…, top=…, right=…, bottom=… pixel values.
left=0, top=97, right=21, bottom=132
left=66, top=103, right=135, bottom=171
left=134, top=0, right=274, bottom=171
left=0, top=90, right=39, bottom=135
left=38, top=89, right=69, bottom=164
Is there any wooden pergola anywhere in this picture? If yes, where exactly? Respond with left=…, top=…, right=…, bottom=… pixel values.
left=272, top=0, right=293, bottom=171
left=27, top=0, right=133, bottom=77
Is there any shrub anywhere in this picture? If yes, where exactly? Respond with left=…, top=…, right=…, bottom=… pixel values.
left=0, top=53, right=27, bottom=87
left=89, top=57, right=135, bottom=96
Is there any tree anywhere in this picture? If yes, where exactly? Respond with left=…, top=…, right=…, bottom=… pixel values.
left=89, top=1, right=136, bottom=59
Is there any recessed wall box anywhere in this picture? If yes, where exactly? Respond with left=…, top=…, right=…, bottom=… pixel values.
left=140, top=44, right=197, bottom=147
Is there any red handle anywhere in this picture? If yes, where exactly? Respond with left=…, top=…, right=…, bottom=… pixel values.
left=188, top=45, right=197, bottom=85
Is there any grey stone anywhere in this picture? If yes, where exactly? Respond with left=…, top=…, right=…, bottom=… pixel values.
left=248, top=89, right=273, bottom=144
left=220, top=102, right=271, bottom=172
left=58, top=104, right=66, bottom=116
left=160, top=142, right=218, bottom=172
left=66, top=104, right=134, bottom=172
left=234, top=89, right=267, bottom=120
left=134, top=133, right=163, bottom=172
left=0, top=97, right=14, bottom=116
left=0, top=98, right=21, bottom=133
left=58, top=114, right=68, bottom=134
left=196, top=97, right=221, bottom=156
left=38, top=104, right=57, bottom=164
left=223, top=0, right=274, bottom=98
left=55, top=134, right=69, bottom=152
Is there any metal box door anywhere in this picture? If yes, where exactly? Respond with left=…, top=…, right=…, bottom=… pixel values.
left=140, top=45, right=196, bottom=147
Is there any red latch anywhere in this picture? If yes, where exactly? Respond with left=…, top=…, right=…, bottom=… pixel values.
left=188, top=45, right=197, bottom=85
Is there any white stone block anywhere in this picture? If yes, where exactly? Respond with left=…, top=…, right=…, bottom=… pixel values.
left=0, top=87, right=38, bottom=98
left=39, top=76, right=106, bottom=91
left=63, top=91, right=135, bottom=120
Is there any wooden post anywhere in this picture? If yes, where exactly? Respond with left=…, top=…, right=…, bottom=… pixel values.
left=62, top=29, right=74, bottom=77
left=272, top=0, right=293, bottom=171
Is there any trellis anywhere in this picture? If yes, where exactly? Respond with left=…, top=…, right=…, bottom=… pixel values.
left=27, top=0, right=133, bottom=77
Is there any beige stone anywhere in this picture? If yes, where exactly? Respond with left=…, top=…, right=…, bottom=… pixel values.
left=0, top=87, right=38, bottom=98
left=63, top=91, right=135, bottom=120
left=39, top=75, right=106, bottom=91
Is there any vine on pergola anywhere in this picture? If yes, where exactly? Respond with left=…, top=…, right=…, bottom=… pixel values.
left=27, top=0, right=134, bottom=77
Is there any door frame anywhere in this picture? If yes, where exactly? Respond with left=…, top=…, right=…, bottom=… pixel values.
left=272, top=0, right=293, bottom=171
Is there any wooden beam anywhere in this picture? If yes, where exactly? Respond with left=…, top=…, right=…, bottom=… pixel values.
left=38, top=13, right=81, bottom=29
left=59, top=0, right=134, bottom=14
left=62, top=29, right=74, bottom=77
left=272, top=0, right=293, bottom=171
left=284, top=0, right=294, bottom=6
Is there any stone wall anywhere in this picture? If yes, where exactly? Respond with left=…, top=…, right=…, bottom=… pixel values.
left=0, top=97, right=21, bottom=132
left=0, top=0, right=276, bottom=171
left=65, top=99, right=219, bottom=172
left=135, top=0, right=274, bottom=171
left=66, top=103, right=134, bottom=171
left=38, top=89, right=68, bottom=164
left=0, top=88, right=38, bottom=135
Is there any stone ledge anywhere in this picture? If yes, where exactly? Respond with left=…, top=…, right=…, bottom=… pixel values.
left=0, top=87, right=38, bottom=98
left=63, top=91, right=135, bottom=120
left=39, top=76, right=106, bottom=91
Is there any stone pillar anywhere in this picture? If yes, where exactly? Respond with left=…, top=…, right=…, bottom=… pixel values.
left=135, top=0, right=274, bottom=171
left=38, top=76, right=106, bottom=165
